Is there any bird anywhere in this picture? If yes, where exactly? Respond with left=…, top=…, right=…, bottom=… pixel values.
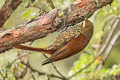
left=15, top=20, right=94, bottom=65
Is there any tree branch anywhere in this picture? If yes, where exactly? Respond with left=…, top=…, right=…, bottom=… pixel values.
left=0, top=0, right=113, bottom=53
left=0, top=0, right=22, bottom=28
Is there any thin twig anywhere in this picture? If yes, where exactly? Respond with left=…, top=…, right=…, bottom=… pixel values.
left=102, top=15, right=114, bottom=31
left=114, top=41, right=120, bottom=46
left=11, top=42, right=33, bottom=79
left=0, top=70, right=5, bottom=80
left=8, top=54, right=27, bottom=67
left=43, top=54, right=67, bottom=79
left=102, top=30, right=120, bottom=65
left=31, top=74, right=36, bottom=80
left=21, top=61, right=65, bottom=80
left=97, top=18, right=120, bottom=69
left=97, top=18, right=120, bottom=56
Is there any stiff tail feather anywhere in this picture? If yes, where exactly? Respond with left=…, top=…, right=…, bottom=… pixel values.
left=15, top=45, right=54, bottom=54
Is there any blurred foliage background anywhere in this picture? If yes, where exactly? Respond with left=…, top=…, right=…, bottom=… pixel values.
left=0, top=0, right=120, bottom=80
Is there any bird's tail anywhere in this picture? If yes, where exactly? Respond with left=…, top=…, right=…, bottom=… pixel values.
left=15, top=45, right=54, bottom=54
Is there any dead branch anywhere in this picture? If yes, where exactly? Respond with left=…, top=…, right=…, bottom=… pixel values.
left=0, top=0, right=22, bottom=28
left=0, top=0, right=113, bottom=53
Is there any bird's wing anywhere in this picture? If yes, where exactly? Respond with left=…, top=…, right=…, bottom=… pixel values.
left=42, top=34, right=81, bottom=65
left=42, top=45, right=67, bottom=65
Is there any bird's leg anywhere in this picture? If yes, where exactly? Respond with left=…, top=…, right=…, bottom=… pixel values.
left=83, top=20, right=86, bottom=28
left=81, top=16, right=87, bottom=28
